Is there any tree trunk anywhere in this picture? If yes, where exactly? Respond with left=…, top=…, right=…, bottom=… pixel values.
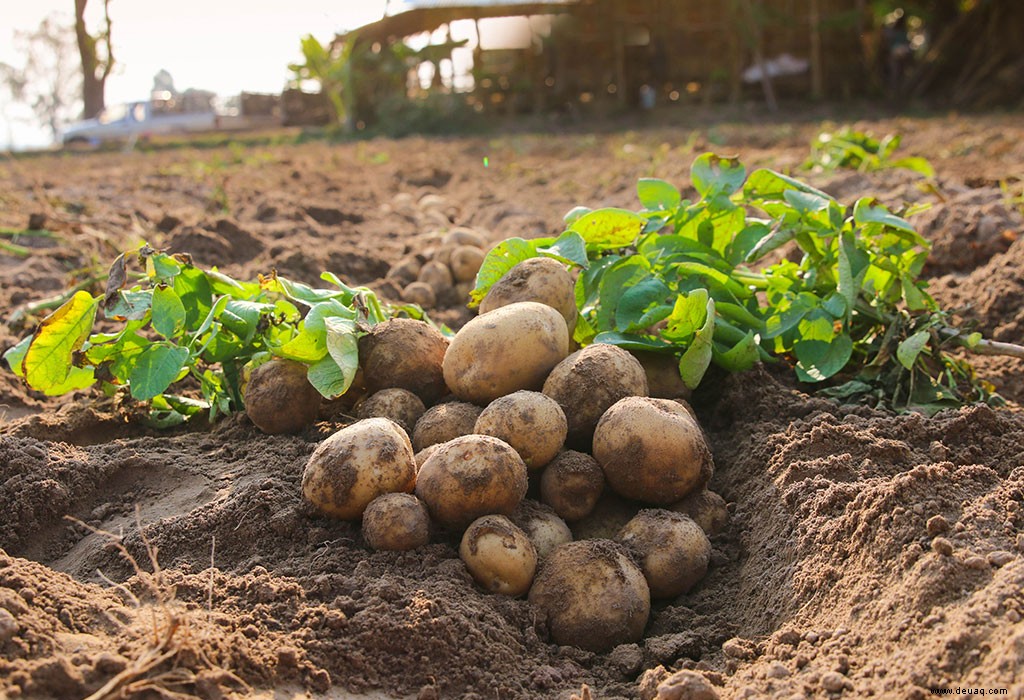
left=74, top=0, right=113, bottom=119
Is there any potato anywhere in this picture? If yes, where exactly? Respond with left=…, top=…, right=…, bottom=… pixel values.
left=361, top=492, right=431, bottom=551
left=479, top=257, right=577, bottom=333
left=430, top=244, right=457, bottom=267
left=528, top=539, right=650, bottom=652
left=442, top=226, right=487, bottom=249
left=412, top=401, right=483, bottom=452
left=511, top=500, right=572, bottom=560
left=244, top=358, right=321, bottom=434
left=443, top=301, right=569, bottom=404
left=402, top=281, right=436, bottom=309
left=568, top=492, right=637, bottom=541
left=418, top=193, right=447, bottom=210
left=542, top=343, right=649, bottom=444
left=474, top=390, right=567, bottom=469
left=631, top=351, right=692, bottom=400
left=617, top=509, right=711, bottom=599
left=418, top=260, right=454, bottom=296
left=358, top=318, right=448, bottom=403
left=415, top=434, right=528, bottom=530
left=386, top=256, right=423, bottom=287
left=450, top=245, right=485, bottom=283
left=301, top=417, right=416, bottom=520
left=460, top=514, right=537, bottom=596
left=593, top=397, right=713, bottom=504
left=540, top=450, right=605, bottom=522
left=414, top=443, right=440, bottom=471
left=669, top=489, right=728, bottom=536
left=356, top=388, right=426, bottom=434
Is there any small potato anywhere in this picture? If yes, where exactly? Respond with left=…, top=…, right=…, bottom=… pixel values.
left=442, top=227, right=487, bottom=249
left=528, top=539, right=650, bottom=652
left=450, top=245, right=485, bottom=283
left=618, top=509, right=711, bottom=599
left=301, top=417, right=416, bottom=520
left=631, top=351, right=692, bottom=400
left=479, top=257, right=577, bottom=333
left=412, top=401, right=483, bottom=452
left=474, top=390, right=567, bottom=469
left=244, top=358, right=321, bottom=434
left=386, top=256, right=423, bottom=287
left=511, top=500, right=572, bottom=560
left=418, top=193, right=447, bottom=211
left=669, top=489, right=729, bottom=536
left=593, top=397, right=713, bottom=504
left=460, top=514, right=537, bottom=596
left=361, top=493, right=431, bottom=551
left=444, top=301, right=569, bottom=404
left=415, top=434, right=528, bottom=530
left=542, top=343, right=649, bottom=444
left=418, top=260, right=454, bottom=296
left=402, top=281, right=436, bottom=309
left=358, top=318, right=449, bottom=403
left=430, top=244, right=457, bottom=267
left=540, top=450, right=605, bottom=522
left=356, top=388, right=426, bottom=434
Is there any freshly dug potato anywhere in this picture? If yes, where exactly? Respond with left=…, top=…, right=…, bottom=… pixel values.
left=474, top=390, right=567, bottom=469
left=618, top=509, right=711, bottom=599
left=358, top=318, right=448, bottom=403
left=511, top=500, right=572, bottom=560
left=593, top=397, right=713, bottom=504
left=479, top=257, right=577, bottom=332
left=418, top=260, right=454, bottom=297
left=631, top=351, right=692, bottom=400
left=669, top=489, right=729, bottom=536
left=414, top=444, right=440, bottom=471
left=444, top=301, right=569, bottom=404
left=460, top=514, right=537, bottom=596
left=542, top=343, right=649, bottom=444
left=361, top=492, right=431, bottom=551
left=528, top=539, right=650, bottom=652
left=442, top=227, right=487, bottom=249
left=430, top=244, right=457, bottom=267
left=386, top=256, right=423, bottom=287
left=402, top=281, right=436, bottom=309
left=568, top=492, right=637, bottom=541
left=415, top=434, right=528, bottom=530
left=540, top=450, right=605, bottom=522
left=244, top=358, right=321, bottom=434
left=450, top=246, right=485, bottom=284
left=356, top=388, right=426, bottom=434
left=412, top=401, right=483, bottom=452
left=301, top=418, right=416, bottom=520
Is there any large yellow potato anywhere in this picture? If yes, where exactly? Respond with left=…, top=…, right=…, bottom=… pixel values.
left=301, top=418, right=417, bottom=520
left=459, top=515, right=537, bottom=596
left=412, top=401, right=483, bottom=451
left=358, top=318, right=449, bottom=403
left=592, top=396, right=713, bottom=504
left=479, top=257, right=577, bottom=332
left=474, top=390, right=567, bottom=469
left=617, top=509, right=711, bottom=599
left=443, top=302, right=569, bottom=404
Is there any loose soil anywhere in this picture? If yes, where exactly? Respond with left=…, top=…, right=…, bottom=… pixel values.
left=1, top=107, right=1023, bottom=699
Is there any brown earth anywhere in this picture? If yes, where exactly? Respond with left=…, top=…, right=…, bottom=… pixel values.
left=1, top=107, right=1023, bottom=699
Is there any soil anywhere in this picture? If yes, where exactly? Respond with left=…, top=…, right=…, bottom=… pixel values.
left=1, top=107, right=1023, bottom=699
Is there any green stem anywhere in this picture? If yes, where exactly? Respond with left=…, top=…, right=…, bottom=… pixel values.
left=940, top=328, right=1024, bottom=361
left=8, top=276, right=105, bottom=325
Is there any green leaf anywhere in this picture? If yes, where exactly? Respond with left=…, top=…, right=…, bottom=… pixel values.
left=537, top=230, right=589, bottom=268
left=744, top=168, right=833, bottom=206
left=105, top=290, right=153, bottom=321
left=151, top=286, right=186, bottom=339
left=563, top=206, right=592, bottom=226
left=469, top=237, right=537, bottom=306
left=173, top=265, right=214, bottom=327
left=901, top=276, right=929, bottom=311
left=147, top=252, right=183, bottom=281
left=678, top=296, right=715, bottom=389
left=322, top=316, right=360, bottom=397
left=714, top=331, right=761, bottom=372
left=637, top=178, right=681, bottom=211
left=22, top=291, right=99, bottom=392
left=220, top=300, right=274, bottom=343
left=852, top=198, right=919, bottom=236
left=664, top=289, right=710, bottom=341
left=822, top=292, right=848, bottom=320
left=277, top=327, right=327, bottom=363
left=897, top=330, right=930, bottom=370
left=595, top=258, right=651, bottom=330
left=129, top=343, right=190, bottom=400
left=593, top=332, right=672, bottom=351
left=691, top=153, right=746, bottom=198
left=568, top=208, right=646, bottom=249
left=615, top=278, right=671, bottom=331
left=888, top=156, right=934, bottom=178
left=794, top=334, right=853, bottom=382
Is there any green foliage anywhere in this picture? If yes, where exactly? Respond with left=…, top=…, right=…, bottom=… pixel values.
left=471, top=152, right=999, bottom=413
left=805, top=126, right=935, bottom=177
left=289, top=34, right=355, bottom=127
left=3, top=245, right=427, bottom=426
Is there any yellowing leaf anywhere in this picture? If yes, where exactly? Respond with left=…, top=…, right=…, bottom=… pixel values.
left=23, top=291, right=99, bottom=392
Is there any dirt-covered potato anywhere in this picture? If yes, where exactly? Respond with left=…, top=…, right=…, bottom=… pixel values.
left=450, top=245, right=485, bottom=283
left=479, top=257, right=577, bottom=333
left=542, top=343, right=649, bottom=444
left=617, top=509, right=711, bottom=599
left=412, top=401, right=483, bottom=452
left=444, top=301, right=569, bottom=404
left=402, top=281, right=436, bottom=309
left=358, top=318, right=449, bottom=403
left=539, top=450, right=605, bottom=522
left=361, top=492, right=431, bottom=551
left=474, top=391, right=567, bottom=469
left=386, top=256, right=423, bottom=287
left=442, top=227, right=487, bottom=249
left=528, top=539, right=650, bottom=652
left=460, top=514, right=537, bottom=596
left=593, top=397, right=713, bottom=504
left=511, top=500, right=572, bottom=560
left=430, top=244, right=457, bottom=267
left=669, top=489, right=729, bottom=536
left=415, top=434, right=528, bottom=530
left=631, top=351, right=692, bottom=400
left=356, top=387, right=426, bottom=434
left=244, top=358, right=321, bottom=434
left=568, top=492, right=637, bottom=541
left=414, top=443, right=440, bottom=471
left=418, top=260, right=454, bottom=296
left=301, top=418, right=417, bottom=520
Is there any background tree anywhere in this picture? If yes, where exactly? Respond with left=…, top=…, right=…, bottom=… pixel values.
left=0, top=15, right=82, bottom=142
left=74, top=0, right=114, bottom=119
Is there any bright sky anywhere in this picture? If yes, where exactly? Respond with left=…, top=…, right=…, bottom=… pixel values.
left=1, top=0, right=388, bottom=149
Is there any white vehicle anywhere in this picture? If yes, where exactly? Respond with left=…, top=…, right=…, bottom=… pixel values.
left=60, top=101, right=220, bottom=146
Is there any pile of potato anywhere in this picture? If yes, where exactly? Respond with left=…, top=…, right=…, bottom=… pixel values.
left=384, top=226, right=488, bottom=310
left=252, top=257, right=729, bottom=653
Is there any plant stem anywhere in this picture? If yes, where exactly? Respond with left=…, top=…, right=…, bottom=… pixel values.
left=8, top=276, right=104, bottom=325
left=940, top=328, right=1024, bottom=361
